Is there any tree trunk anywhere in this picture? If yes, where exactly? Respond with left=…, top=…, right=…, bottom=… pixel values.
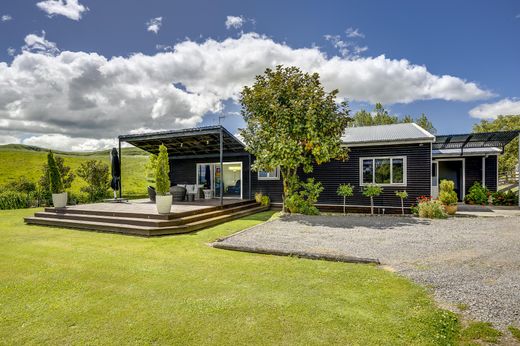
left=343, top=196, right=346, bottom=215
left=401, top=199, right=404, bottom=215
left=370, top=196, right=374, bottom=215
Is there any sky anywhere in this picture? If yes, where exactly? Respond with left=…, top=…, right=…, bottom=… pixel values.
left=0, top=0, right=519, bottom=151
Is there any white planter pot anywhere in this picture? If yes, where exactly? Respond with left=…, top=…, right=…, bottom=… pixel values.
left=156, top=194, right=172, bottom=214
left=52, top=192, right=68, bottom=208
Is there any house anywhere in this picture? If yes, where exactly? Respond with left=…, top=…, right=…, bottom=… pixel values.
left=119, top=123, right=519, bottom=213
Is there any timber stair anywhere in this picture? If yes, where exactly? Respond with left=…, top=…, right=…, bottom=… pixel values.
left=24, top=201, right=268, bottom=236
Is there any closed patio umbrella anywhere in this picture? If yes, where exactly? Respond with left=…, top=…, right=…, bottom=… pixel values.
left=110, top=148, right=121, bottom=199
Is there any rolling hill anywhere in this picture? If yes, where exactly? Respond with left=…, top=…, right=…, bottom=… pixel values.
left=0, top=144, right=150, bottom=198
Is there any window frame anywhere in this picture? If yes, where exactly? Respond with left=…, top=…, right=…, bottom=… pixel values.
left=359, top=156, right=407, bottom=186
left=258, top=166, right=281, bottom=181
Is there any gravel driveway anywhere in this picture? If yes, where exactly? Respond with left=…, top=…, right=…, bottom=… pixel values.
left=215, top=214, right=520, bottom=329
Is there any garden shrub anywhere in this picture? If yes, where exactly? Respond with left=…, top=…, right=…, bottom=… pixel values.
left=47, top=152, right=64, bottom=194
left=155, top=144, right=171, bottom=196
left=0, top=191, right=34, bottom=210
left=439, top=179, right=458, bottom=206
left=362, top=184, right=383, bottom=215
left=77, top=160, right=110, bottom=202
left=464, top=182, right=489, bottom=205
left=260, top=195, right=270, bottom=206
left=285, top=178, right=323, bottom=215
left=255, top=192, right=263, bottom=203
left=39, top=155, right=74, bottom=200
left=3, top=176, right=36, bottom=194
left=337, top=183, right=354, bottom=214
left=395, top=190, right=408, bottom=215
left=491, top=190, right=519, bottom=206
left=414, top=196, right=447, bottom=219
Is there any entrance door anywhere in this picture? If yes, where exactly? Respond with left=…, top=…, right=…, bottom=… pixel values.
left=438, top=160, right=464, bottom=201
left=431, top=162, right=439, bottom=198
left=196, top=162, right=242, bottom=199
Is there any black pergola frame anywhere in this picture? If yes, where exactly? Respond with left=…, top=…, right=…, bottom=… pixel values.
left=118, top=125, right=249, bottom=206
left=433, top=130, right=520, bottom=155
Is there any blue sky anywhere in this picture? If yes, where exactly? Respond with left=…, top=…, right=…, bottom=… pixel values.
left=0, top=0, right=519, bottom=151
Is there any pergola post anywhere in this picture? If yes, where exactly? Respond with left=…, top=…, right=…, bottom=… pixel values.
left=219, top=127, right=224, bottom=207
left=248, top=154, right=252, bottom=200
left=118, top=138, right=122, bottom=199
left=518, top=133, right=520, bottom=207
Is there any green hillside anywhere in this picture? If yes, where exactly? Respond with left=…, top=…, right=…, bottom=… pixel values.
left=0, top=145, right=150, bottom=198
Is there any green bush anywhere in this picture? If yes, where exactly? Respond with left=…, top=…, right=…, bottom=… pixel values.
left=337, top=183, right=354, bottom=214
left=395, top=190, right=408, bottom=215
left=47, top=152, right=64, bottom=194
left=491, top=190, right=519, bottom=206
left=3, top=176, right=37, bottom=194
left=415, top=197, right=447, bottom=219
left=144, top=154, right=157, bottom=185
left=439, top=179, right=458, bottom=206
left=155, top=144, right=171, bottom=196
left=260, top=195, right=270, bottom=206
left=77, top=160, right=110, bottom=203
left=439, top=179, right=454, bottom=193
left=464, top=182, right=489, bottom=205
left=255, top=192, right=263, bottom=203
left=286, top=178, right=323, bottom=215
left=362, top=184, right=383, bottom=215
left=0, top=191, right=34, bottom=210
left=39, top=155, right=74, bottom=196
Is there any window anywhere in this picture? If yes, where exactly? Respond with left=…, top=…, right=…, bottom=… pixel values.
left=258, top=167, right=280, bottom=180
left=360, top=157, right=406, bottom=185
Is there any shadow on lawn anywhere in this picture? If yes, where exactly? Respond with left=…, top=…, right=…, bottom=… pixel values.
left=277, top=213, right=431, bottom=230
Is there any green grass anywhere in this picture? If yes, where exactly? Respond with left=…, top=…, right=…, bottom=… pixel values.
left=0, top=145, right=149, bottom=198
left=0, top=209, right=461, bottom=345
left=508, top=326, right=520, bottom=342
left=459, top=322, right=502, bottom=344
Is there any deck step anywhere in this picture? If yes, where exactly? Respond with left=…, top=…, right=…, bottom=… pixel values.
left=24, top=205, right=269, bottom=236
left=34, top=202, right=262, bottom=227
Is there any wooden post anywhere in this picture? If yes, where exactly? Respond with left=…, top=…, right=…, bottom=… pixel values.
left=118, top=138, right=122, bottom=199
left=219, top=127, right=224, bottom=207
left=248, top=154, right=252, bottom=200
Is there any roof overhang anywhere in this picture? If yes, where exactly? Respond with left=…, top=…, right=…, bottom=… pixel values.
left=432, top=130, right=519, bottom=156
left=118, top=126, right=245, bottom=156
left=432, top=147, right=502, bottom=157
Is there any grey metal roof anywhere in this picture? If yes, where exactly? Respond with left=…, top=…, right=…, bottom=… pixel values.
left=342, top=123, right=435, bottom=145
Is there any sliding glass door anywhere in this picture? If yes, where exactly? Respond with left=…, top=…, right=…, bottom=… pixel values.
left=196, top=162, right=242, bottom=199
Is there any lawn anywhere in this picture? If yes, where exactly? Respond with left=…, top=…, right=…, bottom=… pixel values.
left=0, top=145, right=149, bottom=198
left=0, top=209, right=460, bottom=345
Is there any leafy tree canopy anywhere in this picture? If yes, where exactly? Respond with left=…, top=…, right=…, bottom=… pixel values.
left=77, top=160, right=110, bottom=202
left=473, top=115, right=520, bottom=178
left=240, top=65, right=351, bottom=205
left=40, top=155, right=74, bottom=194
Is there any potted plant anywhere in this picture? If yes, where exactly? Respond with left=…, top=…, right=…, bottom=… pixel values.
left=362, top=184, right=383, bottom=215
left=439, top=179, right=458, bottom=215
left=48, top=151, right=67, bottom=208
left=337, top=183, right=354, bottom=214
left=395, top=190, right=408, bottom=215
left=155, top=144, right=172, bottom=214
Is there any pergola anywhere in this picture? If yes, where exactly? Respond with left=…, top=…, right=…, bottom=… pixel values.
left=118, top=125, right=248, bottom=206
left=433, top=130, right=520, bottom=206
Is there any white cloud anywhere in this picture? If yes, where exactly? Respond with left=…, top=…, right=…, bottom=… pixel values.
left=324, top=34, right=367, bottom=59
left=346, top=27, right=364, bottom=38
left=22, top=31, right=60, bottom=55
left=0, top=32, right=492, bottom=150
left=225, top=16, right=245, bottom=29
left=36, top=0, right=88, bottom=20
left=23, top=134, right=116, bottom=152
left=146, top=17, right=163, bottom=34
left=0, top=135, right=20, bottom=145
left=7, top=48, right=16, bottom=56
left=469, top=98, right=520, bottom=119
left=1, top=14, right=12, bottom=22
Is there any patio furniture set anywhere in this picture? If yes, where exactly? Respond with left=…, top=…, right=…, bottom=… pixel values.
left=147, top=184, right=213, bottom=203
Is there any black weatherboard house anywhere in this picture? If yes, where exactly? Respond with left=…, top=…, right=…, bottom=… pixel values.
left=119, top=123, right=519, bottom=213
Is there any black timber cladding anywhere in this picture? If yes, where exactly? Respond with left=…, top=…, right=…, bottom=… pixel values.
left=252, top=143, right=431, bottom=207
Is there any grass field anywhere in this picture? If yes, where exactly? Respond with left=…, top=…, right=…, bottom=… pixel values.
left=0, top=144, right=149, bottom=198
left=0, top=209, right=463, bottom=345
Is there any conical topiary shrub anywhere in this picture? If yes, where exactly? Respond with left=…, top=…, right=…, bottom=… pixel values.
left=155, top=144, right=172, bottom=214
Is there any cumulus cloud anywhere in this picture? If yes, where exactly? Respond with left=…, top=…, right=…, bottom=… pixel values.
left=346, top=27, right=364, bottom=38
left=469, top=98, right=520, bottom=119
left=324, top=34, right=367, bottom=59
left=0, top=135, right=20, bottom=145
left=36, top=0, right=88, bottom=20
left=7, top=48, right=16, bottom=56
left=146, top=17, right=163, bottom=34
left=0, top=32, right=492, bottom=150
left=225, top=15, right=245, bottom=29
left=23, top=134, right=116, bottom=151
left=22, top=31, right=60, bottom=55
left=1, top=14, right=12, bottom=22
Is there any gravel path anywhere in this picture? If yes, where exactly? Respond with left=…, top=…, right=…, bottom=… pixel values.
left=216, top=214, right=520, bottom=330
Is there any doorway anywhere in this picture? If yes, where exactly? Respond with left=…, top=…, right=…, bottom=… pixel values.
left=196, top=162, right=243, bottom=199
left=437, top=159, right=464, bottom=201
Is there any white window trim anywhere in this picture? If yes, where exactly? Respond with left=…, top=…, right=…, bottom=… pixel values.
left=258, top=167, right=280, bottom=181
left=359, top=156, right=407, bottom=186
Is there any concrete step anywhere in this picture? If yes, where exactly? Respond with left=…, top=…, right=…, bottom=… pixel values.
left=24, top=205, right=269, bottom=237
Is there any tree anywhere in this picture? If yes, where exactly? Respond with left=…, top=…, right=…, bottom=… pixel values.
left=47, top=152, right=64, bottom=194
left=395, top=190, right=408, bottom=215
left=362, top=184, right=383, bottom=215
left=77, top=160, right=110, bottom=202
left=39, top=155, right=74, bottom=193
left=337, top=183, right=354, bottom=214
left=415, top=114, right=437, bottom=134
left=351, top=103, right=397, bottom=127
left=473, top=115, right=520, bottom=180
left=145, top=154, right=158, bottom=185
left=155, top=144, right=171, bottom=196
left=240, top=65, right=350, bottom=212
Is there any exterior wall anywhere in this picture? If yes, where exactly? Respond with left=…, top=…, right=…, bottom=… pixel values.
left=252, top=143, right=432, bottom=208
left=465, top=157, right=482, bottom=195
left=169, top=154, right=252, bottom=199
left=484, top=155, right=498, bottom=192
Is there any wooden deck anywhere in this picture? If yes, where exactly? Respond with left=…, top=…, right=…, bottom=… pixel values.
left=24, top=199, right=268, bottom=236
